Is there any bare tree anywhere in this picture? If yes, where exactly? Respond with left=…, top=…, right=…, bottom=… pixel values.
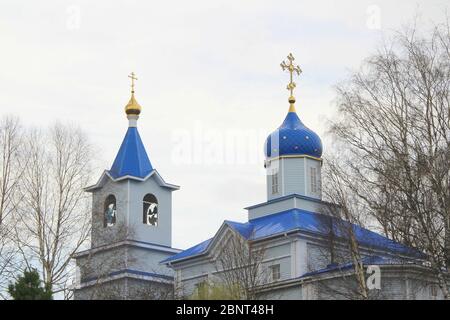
left=320, top=160, right=371, bottom=299
left=212, top=231, right=268, bottom=300
left=0, top=115, right=23, bottom=224
left=73, top=223, right=174, bottom=300
left=77, top=223, right=132, bottom=300
left=0, top=115, right=24, bottom=298
left=13, top=123, right=93, bottom=298
left=328, top=20, right=450, bottom=298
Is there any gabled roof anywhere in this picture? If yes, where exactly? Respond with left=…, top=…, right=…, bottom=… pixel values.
left=109, top=127, right=153, bottom=179
left=162, top=208, right=424, bottom=264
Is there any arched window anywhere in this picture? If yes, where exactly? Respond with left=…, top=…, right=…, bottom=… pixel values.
left=104, top=195, right=117, bottom=227
left=143, top=194, right=158, bottom=226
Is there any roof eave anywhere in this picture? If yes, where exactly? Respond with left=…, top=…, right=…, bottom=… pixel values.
left=84, top=169, right=180, bottom=192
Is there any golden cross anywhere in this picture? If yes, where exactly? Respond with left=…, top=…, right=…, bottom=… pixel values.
left=128, top=72, right=138, bottom=93
left=280, top=53, right=302, bottom=98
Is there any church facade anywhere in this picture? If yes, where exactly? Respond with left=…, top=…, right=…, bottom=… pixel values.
left=74, top=58, right=448, bottom=300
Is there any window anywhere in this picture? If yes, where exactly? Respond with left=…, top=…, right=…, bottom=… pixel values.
left=104, top=195, right=116, bottom=227
left=310, top=167, right=317, bottom=193
left=271, top=170, right=279, bottom=194
left=431, top=284, right=438, bottom=298
left=143, top=194, right=158, bottom=226
left=270, top=264, right=281, bottom=281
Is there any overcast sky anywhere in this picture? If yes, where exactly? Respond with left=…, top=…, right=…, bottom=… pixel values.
left=0, top=0, right=448, bottom=249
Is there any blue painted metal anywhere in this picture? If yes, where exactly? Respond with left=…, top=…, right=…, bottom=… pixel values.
left=265, top=111, right=323, bottom=158
left=224, top=220, right=254, bottom=239
left=244, top=193, right=336, bottom=210
left=164, top=209, right=424, bottom=263
left=80, top=268, right=173, bottom=283
left=300, top=255, right=417, bottom=278
left=161, top=238, right=213, bottom=263
left=109, top=127, right=153, bottom=179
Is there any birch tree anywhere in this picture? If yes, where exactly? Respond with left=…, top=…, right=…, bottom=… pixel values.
left=14, top=123, right=93, bottom=298
left=213, top=231, right=268, bottom=300
left=0, top=115, right=24, bottom=298
left=327, top=21, right=450, bottom=298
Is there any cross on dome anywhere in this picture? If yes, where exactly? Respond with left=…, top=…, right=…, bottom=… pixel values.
left=125, top=71, right=142, bottom=117
left=280, top=53, right=302, bottom=112
left=128, top=72, right=138, bottom=93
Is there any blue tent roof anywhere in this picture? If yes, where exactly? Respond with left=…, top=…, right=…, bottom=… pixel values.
left=109, top=127, right=153, bottom=179
left=162, top=209, right=424, bottom=263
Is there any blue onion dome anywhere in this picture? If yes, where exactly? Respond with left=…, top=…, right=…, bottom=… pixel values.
left=265, top=99, right=323, bottom=158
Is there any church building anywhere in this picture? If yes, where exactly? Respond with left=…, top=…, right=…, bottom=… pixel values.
left=73, top=73, right=181, bottom=299
left=74, top=56, right=448, bottom=300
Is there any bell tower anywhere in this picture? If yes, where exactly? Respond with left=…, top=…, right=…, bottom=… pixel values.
left=73, top=73, right=180, bottom=300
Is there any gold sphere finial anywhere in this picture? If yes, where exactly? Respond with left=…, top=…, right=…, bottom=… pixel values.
left=281, top=53, right=302, bottom=112
left=288, top=95, right=296, bottom=104
left=125, top=72, right=142, bottom=116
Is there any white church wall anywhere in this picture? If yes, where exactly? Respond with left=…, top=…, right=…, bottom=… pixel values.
left=378, top=270, right=446, bottom=300
left=179, top=275, right=208, bottom=298
left=91, top=178, right=130, bottom=248
left=247, top=195, right=330, bottom=220
left=76, top=246, right=127, bottom=283
left=257, top=285, right=303, bottom=300
left=265, top=157, right=322, bottom=202
left=290, top=238, right=308, bottom=278
left=406, top=279, right=444, bottom=300
left=74, top=278, right=128, bottom=300
left=378, top=276, right=407, bottom=299
left=264, top=241, right=291, bottom=257
left=261, top=257, right=291, bottom=282
left=248, top=198, right=296, bottom=220
left=307, top=242, right=335, bottom=272
left=304, top=158, right=322, bottom=199
left=126, top=278, right=174, bottom=300
left=75, top=276, right=173, bottom=300
left=177, top=260, right=216, bottom=280
left=172, top=240, right=296, bottom=297
left=173, top=260, right=216, bottom=297
left=262, top=241, right=292, bottom=281
left=127, top=246, right=174, bottom=277
left=266, top=159, right=283, bottom=201
left=128, top=177, right=173, bottom=246
left=282, top=157, right=305, bottom=196
left=89, top=174, right=174, bottom=249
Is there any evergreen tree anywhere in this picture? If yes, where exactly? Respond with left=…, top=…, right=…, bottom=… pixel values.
left=8, top=269, right=53, bottom=300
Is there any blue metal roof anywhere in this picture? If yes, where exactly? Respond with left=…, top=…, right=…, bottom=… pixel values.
left=244, top=193, right=335, bottom=210
left=300, top=255, right=417, bottom=278
left=265, top=111, right=323, bottom=158
left=109, top=127, right=153, bottom=179
left=163, top=209, right=424, bottom=263
left=81, top=268, right=173, bottom=284
left=161, top=238, right=213, bottom=264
